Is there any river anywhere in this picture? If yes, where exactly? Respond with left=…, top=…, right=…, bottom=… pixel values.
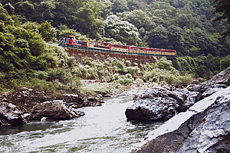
left=0, top=90, right=162, bottom=153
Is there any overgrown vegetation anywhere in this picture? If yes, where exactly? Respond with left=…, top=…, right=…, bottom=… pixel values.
left=0, top=1, right=194, bottom=95
left=1, top=0, right=229, bottom=56
left=0, top=0, right=230, bottom=94
left=0, top=4, right=82, bottom=94
left=173, top=54, right=221, bottom=80
left=72, top=56, right=193, bottom=88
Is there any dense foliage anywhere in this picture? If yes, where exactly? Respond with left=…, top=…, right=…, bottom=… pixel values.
left=1, top=0, right=229, bottom=56
left=213, top=0, right=230, bottom=37
left=0, top=0, right=230, bottom=92
left=0, top=4, right=82, bottom=94
left=173, top=54, right=221, bottom=80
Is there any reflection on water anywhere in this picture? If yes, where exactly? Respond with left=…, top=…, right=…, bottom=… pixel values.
left=0, top=94, right=162, bottom=153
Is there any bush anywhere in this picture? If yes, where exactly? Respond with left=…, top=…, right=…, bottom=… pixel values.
left=164, top=74, right=179, bottom=84
left=21, top=78, right=60, bottom=94
left=29, top=38, right=46, bottom=56
left=135, top=78, right=144, bottom=86
left=115, top=59, right=126, bottom=73
left=157, top=57, right=174, bottom=70
left=178, top=74, right=193, bottom=86
left=143, top=68, right=183, bottom=85
left=34, top=70, right=48, bottom=80
left=116, top=73, right=134, bottom=85
left=220, top=55, right=230, bottom=70
left=14, top=38, right=29, bottom=48
left=106, top=73, right=119, bottom=82
left=45, top=44, right=69, bottom=67
left=126, top=66, right=139, bottom=76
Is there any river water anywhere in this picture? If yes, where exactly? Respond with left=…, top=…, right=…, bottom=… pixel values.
left=0, top=90, right=162, bottom=153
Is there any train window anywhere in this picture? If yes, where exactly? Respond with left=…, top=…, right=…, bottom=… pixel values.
left=66, top=38, right=70, bottom=43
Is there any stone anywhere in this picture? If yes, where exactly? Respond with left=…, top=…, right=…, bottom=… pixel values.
left=0, top=102, right=24, bottom=126
left=1, top=88, right=53, bottom=113
left=29, top=100, right=84, bottom=121
left=130, top=87, right=230, bottom=153
left=60, top=93, right=103, bottom=108
left=187, top=66, right=230, bottom=95
left=126, top=67, right=230, bottom=122
left=201, top=84, right=227, bottom=98
left=125, top=87, right=201, bottom=121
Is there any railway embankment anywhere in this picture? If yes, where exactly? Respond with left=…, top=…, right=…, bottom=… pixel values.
left=65, top=48, right=160, bottom=65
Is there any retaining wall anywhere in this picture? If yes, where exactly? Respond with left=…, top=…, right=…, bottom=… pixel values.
left=65, top=48, right=161, bottom=65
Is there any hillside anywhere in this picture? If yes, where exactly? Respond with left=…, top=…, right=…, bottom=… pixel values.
left=0, top=0, right=230, bottom=92
left=1, top=0, right=229, bottom=56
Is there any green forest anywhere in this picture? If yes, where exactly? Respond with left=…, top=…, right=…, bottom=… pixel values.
left=0, top=0, right=230, bottom=93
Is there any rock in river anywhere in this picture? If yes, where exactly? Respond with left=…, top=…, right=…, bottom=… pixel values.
left=126, top=67, right=230, bottom=122
left=29, top=100, right=85, bottom=121
left=0, top=102, right=24, bottom=126
left=131, top=86, right=230, bottom=153
left=125, top=87, right=201, bottom=121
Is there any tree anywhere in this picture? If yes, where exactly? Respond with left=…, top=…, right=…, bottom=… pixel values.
left=104, top=15, right=140, bottom=45
left=38, top=21, right=56, bottom=42
left=213, top=0, right=230, bottom=37
left=74, top=0, right=104, bottom=39
left=111, top=0, right=128, bottom=13
left=220, top=55, right=230, bottom=70
left=15, top=1, right=35, bottom=21
left=117, top=10, right=152, bottom=30
left=144, top=24, right=168, bottom=48
left=167, top=25, right=184, bottom=53
left=3, top=3, right=15, bottom=15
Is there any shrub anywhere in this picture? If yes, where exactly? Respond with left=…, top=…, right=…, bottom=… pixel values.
left=115, top=59, right=126, bottom=73
left=116, top=73, right=134, bottom=85
left=220, top=55, right=230, bottom=70
left=157, top=57, right=174, bottom=70
left=143, top=68, right=181, bottom=85
left=164, top=74, right=179, bottom=84
left=83, top=57, right=94, bottom=66
left=87, top=67, right=99, bottom=79
left=29, top=38, right=46, bottom=56
left=178, top=74, right=193, bottom=86
left=14, top=38, right=29, bottom=48
left=48, top=68, right=65, bottom=82
left=125, top=60, right=131, bottom=66
left=67, top=56, right=76, bottom=68
left=34, top=70, right=48, bottom=80
left=106, top=73, right=119, bottom=82
left=135, top=78, right=144, bottom=86
left=22, top=78, right=60, bottom=94
left=126, top=66, right=139, bottom=76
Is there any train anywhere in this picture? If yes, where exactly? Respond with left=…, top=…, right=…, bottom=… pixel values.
left=58, top=36, right=176, bottom=56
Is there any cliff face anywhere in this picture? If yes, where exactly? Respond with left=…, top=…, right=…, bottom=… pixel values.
left=130, top=67, right=230, bottom=153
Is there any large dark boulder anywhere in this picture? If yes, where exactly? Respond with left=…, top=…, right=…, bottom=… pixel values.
left=29, top=100, right=85, bottom=121
left=125, top=87, right=201, bottom=121
left=0, top=102, right=24, bottom=126
left=131, top=87, right=230, bottom=153
left=126, top=67, right=230, bottom=122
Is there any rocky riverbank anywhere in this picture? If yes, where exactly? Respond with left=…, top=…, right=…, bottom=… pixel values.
left=128, top=67, right=230, bottom=152
left=0, top=88, right=104, bottom=127
left=0, top=79, right=141, bottom=127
